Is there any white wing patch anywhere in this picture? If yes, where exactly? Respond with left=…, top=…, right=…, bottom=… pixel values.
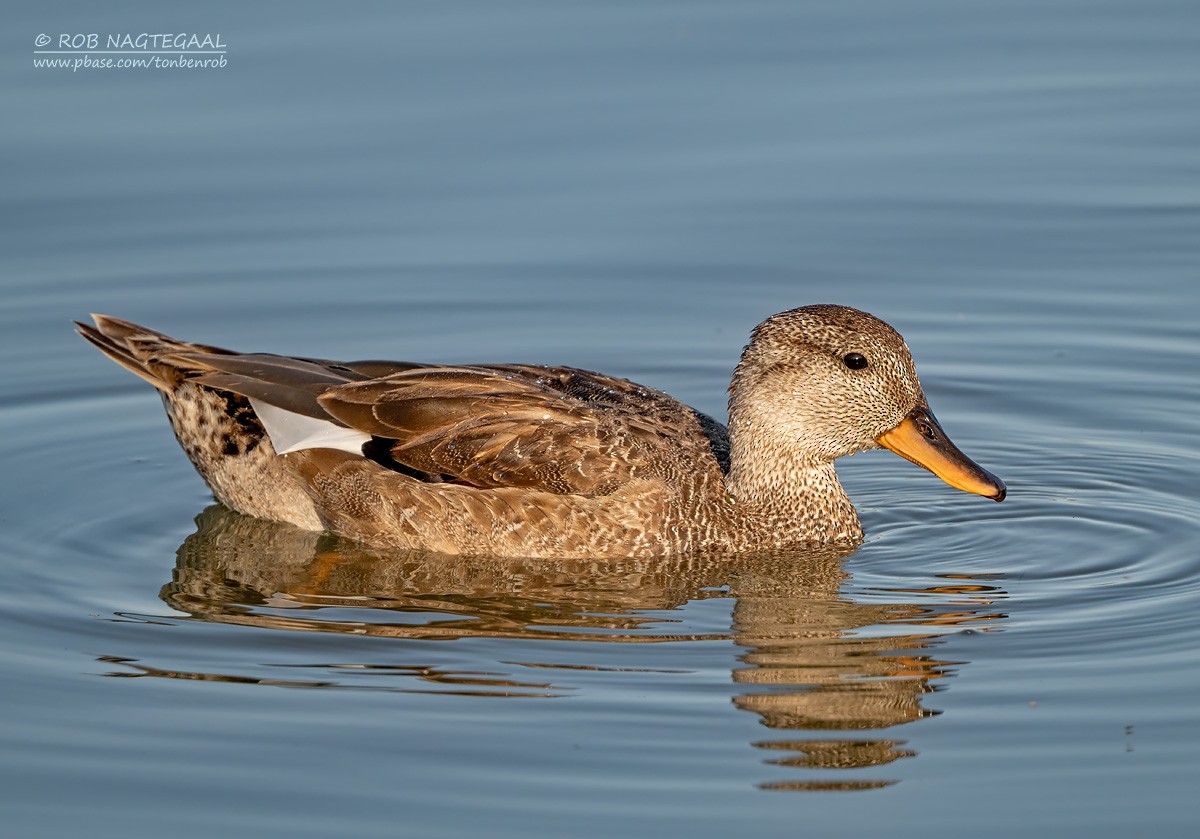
left=249, top=398, right=372, bottom=456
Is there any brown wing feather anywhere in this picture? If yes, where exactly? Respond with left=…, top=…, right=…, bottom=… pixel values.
left=178, top=352, right=384, bottom=421
left=318, top=364, right=719, bottom=497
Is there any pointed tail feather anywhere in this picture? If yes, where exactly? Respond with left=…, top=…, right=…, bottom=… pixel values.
left=75, top=313, right=241, bottom=390
left=75, top=314, right=372, bottom=423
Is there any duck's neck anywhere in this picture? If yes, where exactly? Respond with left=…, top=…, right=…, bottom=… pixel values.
left=725, top=412, right=864, bottom=544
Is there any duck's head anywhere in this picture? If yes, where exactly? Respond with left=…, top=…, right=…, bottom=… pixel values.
left=730, top=304, right=1005, bottom=501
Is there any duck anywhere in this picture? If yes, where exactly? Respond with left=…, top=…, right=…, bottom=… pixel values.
left=76, top=305, right=1004, bottom=558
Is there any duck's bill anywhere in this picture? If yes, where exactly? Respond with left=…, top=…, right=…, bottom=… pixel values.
left=875, top=407, right=1006, bottom=501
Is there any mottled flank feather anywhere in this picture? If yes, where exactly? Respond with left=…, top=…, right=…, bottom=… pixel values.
left=76, top=306, right=1003, bottom=558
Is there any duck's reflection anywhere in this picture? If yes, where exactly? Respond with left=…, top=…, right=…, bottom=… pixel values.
left=114, top=505, right=1007, bottom=790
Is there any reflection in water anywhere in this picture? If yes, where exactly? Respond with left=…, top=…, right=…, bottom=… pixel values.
left=112, top=505, right=1007, bottom=789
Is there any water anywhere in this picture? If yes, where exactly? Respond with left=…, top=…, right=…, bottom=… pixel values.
left=3, top=1, right=1199, bottom=836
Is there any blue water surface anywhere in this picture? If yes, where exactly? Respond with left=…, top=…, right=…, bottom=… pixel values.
left=2, top=2, right=1199, bottom=837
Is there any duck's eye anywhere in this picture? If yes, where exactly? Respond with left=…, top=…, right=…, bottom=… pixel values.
left=843, top=352, right=869, bottom=370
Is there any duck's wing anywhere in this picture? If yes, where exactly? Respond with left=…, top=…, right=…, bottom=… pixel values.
left=183, top=353, right=430, bottom=420
left=318, top=364, right=726, bottom=497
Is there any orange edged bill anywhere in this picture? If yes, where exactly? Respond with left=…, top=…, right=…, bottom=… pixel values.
left=876, top=406, right=1006, bottom=501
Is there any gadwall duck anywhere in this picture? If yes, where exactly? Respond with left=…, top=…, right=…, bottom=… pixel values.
left=77, top=306, right=1004, bottom=558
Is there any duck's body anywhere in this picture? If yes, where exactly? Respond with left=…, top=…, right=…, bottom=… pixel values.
left=77, top=306, right=1004, bottom=558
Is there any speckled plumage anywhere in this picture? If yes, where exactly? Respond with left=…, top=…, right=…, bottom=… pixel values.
left=77, top=306, right=1003, bottom=558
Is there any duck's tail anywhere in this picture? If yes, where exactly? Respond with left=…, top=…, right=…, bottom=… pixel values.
left=75, top=314, right=233, bottom=393
left=74, top=315, right=335, bottom=530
